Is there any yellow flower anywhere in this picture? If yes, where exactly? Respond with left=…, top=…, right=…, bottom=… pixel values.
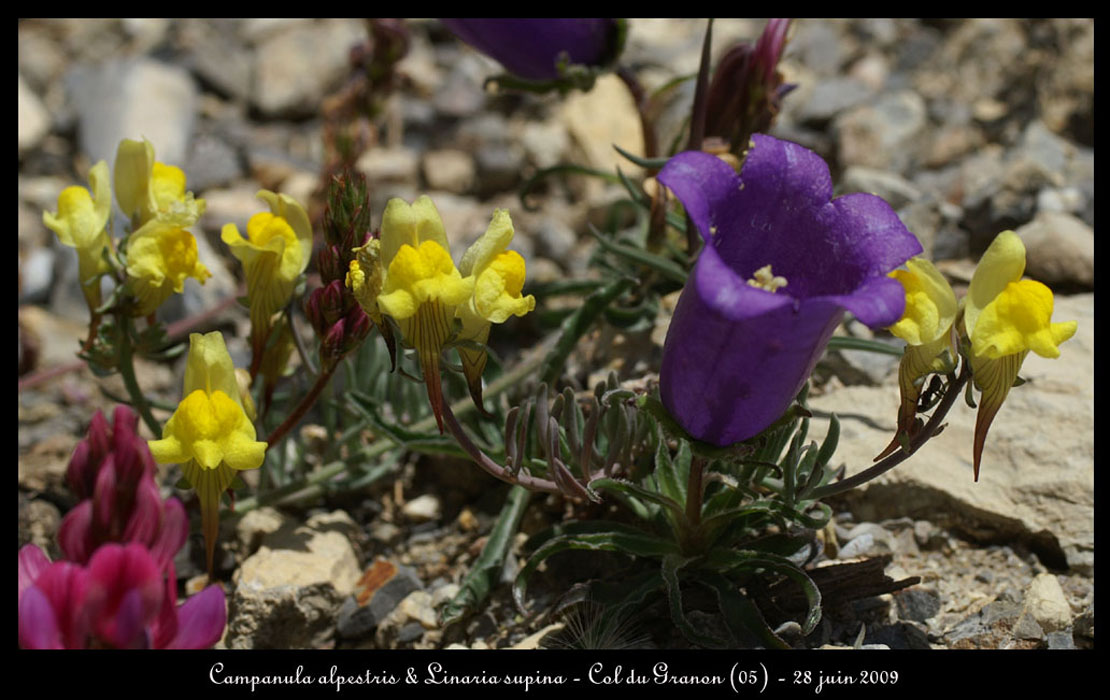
left=221, top=190, right=313, bottom=333
left=113, top=137, right=205, bottom=228
left=877, top=257, right=958, bottom=460
left=376, top=196, right=474, bottom=430
left=124, top=219, right=211, bottom=316
left=148, top=332, right=266, bottom=575
left=963, top=231, right=1076, bottom=480
left=42, top=160, right=112, bottom=309
left=455, top=208, right=535, bottom=411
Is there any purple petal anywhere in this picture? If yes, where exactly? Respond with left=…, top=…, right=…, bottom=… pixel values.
left=147, top=497, right=188, bottom=571
left=661, top=285, right=842, bottom=445
left=441, top=19, right=617, bottom=81
left=92, top=454, right=117, bottom=533
left=150, top=562, right=179, bottom=649
left=18, top=544, right=52, bottom=601
left=122, top=478, right=162, bottom=551
left=30, top=561, right=90, bottom=649
left=657, top=135, right=920, bottom=445
left=85, top=544, right=163, bottom=646
left=65, top=439, right=94, bottom=500
left=18, top=586, right=63, bottom=649
left=57, top=501, right=94, bottom=564
left=165, top=585, right=227, bottom=649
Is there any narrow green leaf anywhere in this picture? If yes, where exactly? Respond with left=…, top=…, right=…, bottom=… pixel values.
left=662, top=554, right=728, bottom=647
left=441, top=485, right=531, bottom=627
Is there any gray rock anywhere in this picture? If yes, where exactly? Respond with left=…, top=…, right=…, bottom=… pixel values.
left=834, top=90, right=927, bottom=174
left=184, top=134, right=243, bottom=191
left=1012, top=612, right=1044, bottom=641
left=336, top=559, right=424, bottom=640
left=18, top=73, right=51, bottom=156
left=356, top=146, right=420, bottom=187
left=19, top=247, right=54, bottom=303
left=945, top=599, right=1021, bottom=648
left=67, top=58, right=197, bottom=171
left=865, top=621, right=931, bottom=650
left=432, top=50, right=488, bottom=118
left=808, top=294, right=1094, bottom=574
left=521, top=121, right=571, bottom=170
left=840, top=166, right=922, bottom=210
left=1036, top=187, right=1085, bottom=217
left=799, top=78, right=876, bottom=124
left=184, top=20, right=253, bottom=101
left=895, top=588, right=941, bottom=622
left=422, top=149, right=475, bottom=194
left=1045, top=629, right=1076, bottom=649
left=1014, top=211, right=1094, bottom=288
left=474, top=143, right=525, bottom=198
left=252, top=20, right=365, bottom=118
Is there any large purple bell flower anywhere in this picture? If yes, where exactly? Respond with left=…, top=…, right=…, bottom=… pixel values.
left=440, top=19, right=621, bottom=81
left=658, top=135, right=921, bottom=446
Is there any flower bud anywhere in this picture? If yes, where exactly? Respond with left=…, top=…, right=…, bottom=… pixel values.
left=317, top=243, right=345, bottom=284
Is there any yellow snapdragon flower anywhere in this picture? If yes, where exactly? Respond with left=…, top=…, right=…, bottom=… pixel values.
left=878, top=257, right=958, bottom=459
left=148, top=332, right=266, bottom=575
left=963, top=231, right=1076, bottom=480
left=221, top=190, right=313, bottom=333
left=124, top=219, right=211, bottom=316
left=114, top=137, right=205, bottom=228
left=455, top=208, right=536, bottom=410
left=42, top=161, right=113, bottom=309
left=376, top=196, right=474, bottom=430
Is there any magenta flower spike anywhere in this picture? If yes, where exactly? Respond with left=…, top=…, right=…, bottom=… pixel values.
left=440, top=19, right=622, bottom=81
left=18, top=543, right=226, bottom=649
left=57, top=406, right=186, bottom=566
left=657, top=135, right=921, bottom=446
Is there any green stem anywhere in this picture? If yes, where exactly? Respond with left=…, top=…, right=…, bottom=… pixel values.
left=116, top=313, right=162, bottom=437
left=806, top=365, right=970, bottom=501
left=232, top=345, right=547, bottom=515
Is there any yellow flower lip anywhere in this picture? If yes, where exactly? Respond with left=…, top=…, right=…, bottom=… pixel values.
left=221, top=190, right=312, bottom=330
left=377, top=240, right=473, bottom=321
left=124, top=221, right=211, bottom=316
left=965, top=231, right=1077, bottom=361
left=43, top=160, right=111, bottom=251
left=887, top=257, right=958, bottom=347
left=148, top=332, right=266, bottom=472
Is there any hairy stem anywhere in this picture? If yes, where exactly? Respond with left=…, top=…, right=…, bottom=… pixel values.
left=116, top=313, right=162, bottom=438
left=265, top=363, right=337, bottom=447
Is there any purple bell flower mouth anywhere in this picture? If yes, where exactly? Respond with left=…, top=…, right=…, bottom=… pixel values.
left=657, top=135, right=921, bottom=446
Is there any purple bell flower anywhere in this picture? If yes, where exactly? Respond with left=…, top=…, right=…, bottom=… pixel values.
left=440, top=19, right=622, bottom=81
left=657, top=135, right=921, bottom=446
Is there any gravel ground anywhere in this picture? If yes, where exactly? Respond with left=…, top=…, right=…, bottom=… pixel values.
left=18, top=19, right=1093, bottom=650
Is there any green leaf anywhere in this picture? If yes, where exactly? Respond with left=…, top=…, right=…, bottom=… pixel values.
left=590, top=477, right=684, bottom=520
left=700, top=571, right=791, bottom=649
left=589, top=226, right=688, bottom=284
left=441, top=485, right=531, bottom=627
left=514, top=523, right=679, bottom=611
left=706, top=550, right=823, bottom=634
left=826, top=335, right=905, bottom=357
left=662, top=554, right=728, bottom=647
left=540, top=277, right=635, bottom=385
left=612, top=143, right=673, bottom=170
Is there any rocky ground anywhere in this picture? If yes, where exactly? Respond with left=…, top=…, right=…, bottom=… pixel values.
left=18, top=19, right=1093, bottom=650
